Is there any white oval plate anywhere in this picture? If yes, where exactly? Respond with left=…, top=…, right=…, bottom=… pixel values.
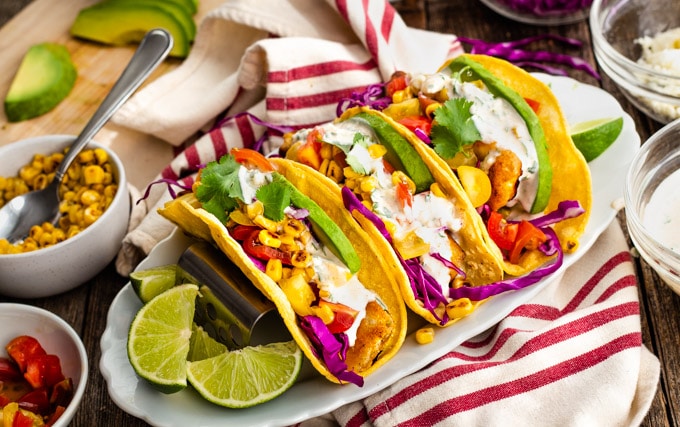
left=100, top=74, right=640, bottom=427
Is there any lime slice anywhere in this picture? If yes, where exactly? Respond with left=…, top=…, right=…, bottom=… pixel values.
left=127, top=283, right=199, bottom=394
left=186, top=340, right=302, bottom=408
left=130, top=264, right=178, bottom=303
left=188, top=324, right=227, bottom=362
left=570, top=117, right=623, bottom=162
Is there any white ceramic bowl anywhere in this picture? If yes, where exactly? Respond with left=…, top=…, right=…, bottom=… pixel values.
left=591, top=0, right=680, bottom=124
left=625, top=118, right=680, bottom=294
left=479, top=0, right=592, bottom=25
left=0, top=135, right=130, bottom=298
left=0, top=303, right=88, bottom=426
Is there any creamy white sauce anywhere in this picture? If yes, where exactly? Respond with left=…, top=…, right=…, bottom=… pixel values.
left=455, top=80, right=539, bottom=212
left=642, top=169, right=680, bottom=254
left=635, top=27, right=680, bottom=121
left=238, top=167, right=272, bottom=204
left=311, top=245, right=375, bottom=346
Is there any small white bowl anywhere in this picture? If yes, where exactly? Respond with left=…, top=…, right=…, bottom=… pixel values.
left=591, top=0, right=680, bottom=124
left=0, top=303, right=88, bottom=427
left=625, top=118, right=680, bottom=294
left=0, top=135, right=130, bottom=298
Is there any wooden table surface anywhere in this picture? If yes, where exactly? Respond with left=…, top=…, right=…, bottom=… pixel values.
left=0, top=1, right=677, bottom=426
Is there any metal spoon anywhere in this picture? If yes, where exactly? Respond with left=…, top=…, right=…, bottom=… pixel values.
left=0, top=29, right=173, bottom=243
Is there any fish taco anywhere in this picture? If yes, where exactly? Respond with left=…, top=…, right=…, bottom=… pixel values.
left=279, top=105, right=507, bottom=327
left=158, top=148, right=407, bottom=387
left=377, top=54, right=592, bottom=277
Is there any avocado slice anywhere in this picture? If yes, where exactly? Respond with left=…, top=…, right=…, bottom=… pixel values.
left=94, top=0, right=196, bottom=42
left=70, top=2, right=191, bottom=58
left=348, top=112, right=436, bottom=194
left=447, top=56, right=553, bottom=214
left=4, top=43, right=77, bottom=122
left=278, top=174, right=362, bottom=274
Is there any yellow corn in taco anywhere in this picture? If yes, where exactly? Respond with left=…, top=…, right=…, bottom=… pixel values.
left=378, top=53, right=592, bottom=277
left=279, top=107, right=505, bottom=327
left=158, top=149, right=407, bottom=386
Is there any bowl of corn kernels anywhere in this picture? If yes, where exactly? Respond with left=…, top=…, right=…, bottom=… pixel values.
left=0, top=135, right=130, bottom=298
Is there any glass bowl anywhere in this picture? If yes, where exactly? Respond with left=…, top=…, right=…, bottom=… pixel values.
left=625, top=118, right=680, bottom=294
left=591, top=0, right=680, bottom=124
left=479, top=0, right=592, bottom=25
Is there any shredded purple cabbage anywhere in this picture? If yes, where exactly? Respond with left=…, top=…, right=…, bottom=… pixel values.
left=212, top=111, right=296, bottom=153
left=299, top=316, right=364, bottom=386
left=456, top=35, right=600, bottom=80
left=431, top=252, right=466, bottom=279
left=336, top=83, right=392, bottom=117
left=448, top=227, right=562, bottom=300
left=137, top=177, right=193, bottom=204
left=414, top=127, right=431, bottom=144
left=496, top=0, right=592, bottom=15
left=529, top=199, right=585, bottom=228
left=284, top=206, right=310, bottom=220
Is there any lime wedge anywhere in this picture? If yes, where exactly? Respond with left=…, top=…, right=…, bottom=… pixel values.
left=188, top=324, right=227, bottom=362
left=186, top=341, right=302, bottom=408
left=127, top=283, right=199, bottom=394
left=570, top=117, right=623, bottom=162
left=130, top=264, right=178, bottom=303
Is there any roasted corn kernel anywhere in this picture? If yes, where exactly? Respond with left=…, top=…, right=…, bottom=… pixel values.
left=415, top=327, right=435, bottom=344
left=265, top=259, right=283, bottom=282
left=446, top=298, right=474, bottom=319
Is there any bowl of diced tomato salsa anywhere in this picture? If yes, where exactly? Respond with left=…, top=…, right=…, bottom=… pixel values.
left=0, top=303, right=87, bottom=427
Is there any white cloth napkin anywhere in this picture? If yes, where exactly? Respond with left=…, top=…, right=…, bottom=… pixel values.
left=111, top=1, right=660, bottom=425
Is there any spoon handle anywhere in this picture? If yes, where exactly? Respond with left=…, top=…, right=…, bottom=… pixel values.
left=54, top=28, right=173, bottom=181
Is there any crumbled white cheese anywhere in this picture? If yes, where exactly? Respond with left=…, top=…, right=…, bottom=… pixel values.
left=634, top=27, right=680, bottom=121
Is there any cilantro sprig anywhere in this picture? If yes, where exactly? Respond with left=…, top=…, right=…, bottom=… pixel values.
left=430, top=98, right=481, bottom=160
left=195, top=154, right=292, bottom=224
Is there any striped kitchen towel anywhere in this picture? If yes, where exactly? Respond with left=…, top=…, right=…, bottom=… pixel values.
left=301, top=221, right=660, bottom=427
left=114, top=0, right=461, bottom=274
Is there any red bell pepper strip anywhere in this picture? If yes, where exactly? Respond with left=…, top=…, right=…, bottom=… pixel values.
left=231, top=147, right=274, bottom=172
left=398, top=116, right=432, bottom=135
left=385, top=71, right=408, bottom=97
left=509, top=220, right=547, bottom=264
left=230, top=224, right=261, bottom=241
left=243, top=230, right=292, bottom=264
left=11, top=410, right=35, bottom=427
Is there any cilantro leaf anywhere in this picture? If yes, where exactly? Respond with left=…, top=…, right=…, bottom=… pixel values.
left=195, top=155, right=243, bottom=224
left=256, top=175, right=291, bottom=222
left=430, top=98, right=481, bottom=160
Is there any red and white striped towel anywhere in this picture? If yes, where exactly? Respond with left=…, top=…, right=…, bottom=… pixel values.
left=112, top=1, right=659, bottom=425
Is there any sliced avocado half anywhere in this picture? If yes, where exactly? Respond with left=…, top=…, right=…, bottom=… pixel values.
left=447, top=56, right=553, bottom=214
left=70, top=2, right=191, bottom=58
left=93, top=0, right=196, bottom=42
left=276, top=174, right=361, bottom=274
left=4, top=43, right=77, bottom=122
left=348, top=112, right=435, bottom=194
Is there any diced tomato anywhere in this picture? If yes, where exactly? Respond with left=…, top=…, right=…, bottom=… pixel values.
left=385, top=71, right=408, bottom=97
left=398, top=116, right=432, bottom=135
left=319, top=300, right=359, bottom=334
left=23, top=354, right=65, bottom=389
left=231, top=147, right=274, bottom=172
left=11, top=410, right=35, bottom=427
left=243, top=230, right=291, bottom=264
left=6, top=336, right=46, bottom=372
left=17, top=388, right=50, bottom=416
left=509, top=220, right=547, bottom=264
left=487, top=211, right=518, bottom=251
left=0, top=357, right=23, bottom=381
left=524, top=97, right=540, bottom=113
left=395, top=180, right=413, bottom=209
left=230, top=224, right=261, bottom=241
left=46, top=405, right=66, bottom=427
